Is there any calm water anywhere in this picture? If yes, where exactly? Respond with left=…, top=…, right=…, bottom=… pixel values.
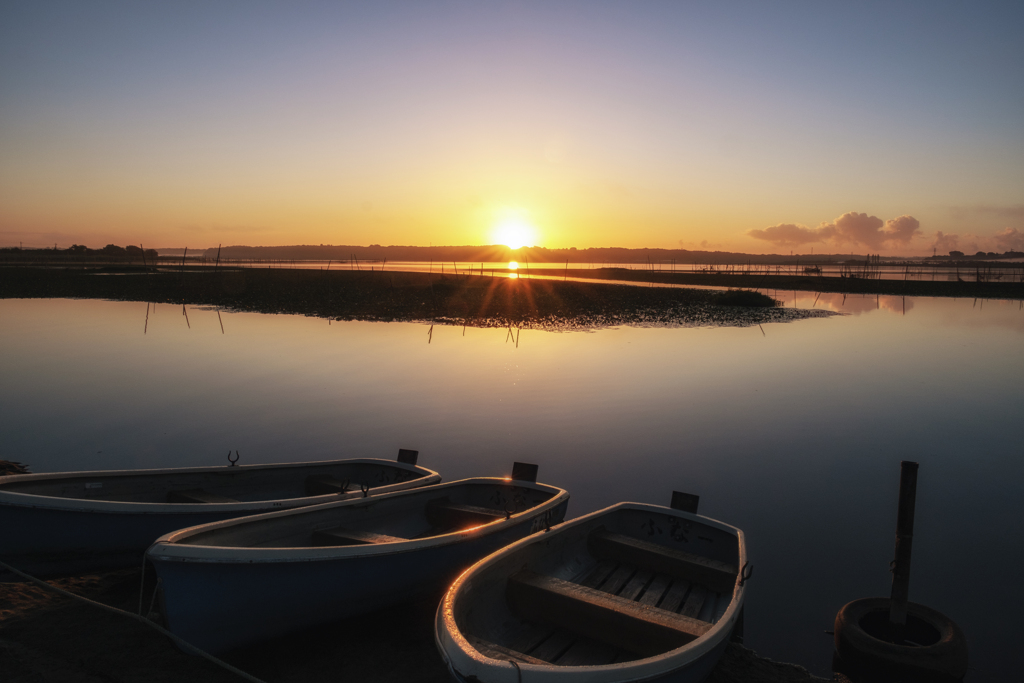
left=1, top=294, right=1022, bottom=680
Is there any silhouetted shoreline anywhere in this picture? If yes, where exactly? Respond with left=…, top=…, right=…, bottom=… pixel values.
left=570, top=267, right=1024, bottom=300
left=0, top=266, right=833, bottom=329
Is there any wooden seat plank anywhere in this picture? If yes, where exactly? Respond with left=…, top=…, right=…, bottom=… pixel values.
left=506, top=570, right=711, bottom=658
left=588, top=528, right=738, bottom=594
left=619, top=569, right=654, bottom=602
left=466, top=635, right=547, bottom=666
left=507, top=624, right=556, bottom=656
left=638, top=573, right=673, bottom=607
left=599, top=564, right=636, bottom=596
left=167, top=489, right=239, bottom=504
left=658, top=579, right=690, bottom=614
left=578, top=560, right=617, bottom=589
left=556, top=635, right=619, bottom=667
left=680, top=584, right=707, bottom=618
left=531, top=629, right=577, bottom=663
left=311, top=527, right=406, bottom=546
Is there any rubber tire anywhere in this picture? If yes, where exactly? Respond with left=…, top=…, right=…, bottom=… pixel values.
left=835, top=598, right=968, bottom=680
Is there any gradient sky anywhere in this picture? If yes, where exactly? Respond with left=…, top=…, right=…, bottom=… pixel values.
left=2, top=1, right=1022, bottom=255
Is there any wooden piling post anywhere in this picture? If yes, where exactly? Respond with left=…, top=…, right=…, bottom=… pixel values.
left=889, top=460, right=918, bottom=632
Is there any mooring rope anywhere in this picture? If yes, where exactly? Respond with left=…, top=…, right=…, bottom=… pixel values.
left=0, top=559, right=268, bottom=683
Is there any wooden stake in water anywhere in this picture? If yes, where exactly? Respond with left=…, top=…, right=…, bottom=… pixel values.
left=889, top=460, right=919, bottom=634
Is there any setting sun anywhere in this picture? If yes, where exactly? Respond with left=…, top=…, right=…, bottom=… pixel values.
left=491, top=209, right=538, bottom=249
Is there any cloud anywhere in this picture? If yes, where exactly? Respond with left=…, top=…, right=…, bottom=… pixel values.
left=931, top=231, right=959, bottom=253
left=882, top=215, right=921, bottom=243
left=750, top=211, right=923, bottom=250
left=824, top=212, right=921, bottom=249
left=827, top=212, right=885, bottom=247
left=993, top=227, right=1024, bottom=252
left=747, top=223, right=834, bottom=247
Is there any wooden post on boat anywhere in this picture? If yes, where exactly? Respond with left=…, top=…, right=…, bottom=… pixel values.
left=670, top=490, right=699, bottom=514
left=889, top=460, right=917, bottom=634
left=511, top=462, right=538, bottom=483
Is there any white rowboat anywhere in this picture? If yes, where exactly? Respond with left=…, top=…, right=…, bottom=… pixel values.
left=436, top=499, right=749, bottom=683
left=147, top=471, right=569, bottom=653
left=0, top=450, right=439, bottom=580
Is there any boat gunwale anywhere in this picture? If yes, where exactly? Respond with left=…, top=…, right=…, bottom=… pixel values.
left=0, top=458, right=441, bottom=514
left=436, top=501, right=747, bottom=682
left=145, top=477, right=570, bottom=563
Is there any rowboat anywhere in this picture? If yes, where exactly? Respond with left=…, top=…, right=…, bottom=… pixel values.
left=436, top=492, right=749, bottom=683
left=146, top=465, right=569, bottom=653
left=0, top=450, right=439, bottom=580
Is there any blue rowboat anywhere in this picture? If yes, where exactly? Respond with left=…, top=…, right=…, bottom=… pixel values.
left=435, top=495, right=749, bottom=683
left=146, top=470, right=568, bottom=654
left=0, top=450, right=439, bottom=581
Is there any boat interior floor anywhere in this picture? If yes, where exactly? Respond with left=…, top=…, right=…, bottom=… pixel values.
left=468, top=536, right=735, bottom=667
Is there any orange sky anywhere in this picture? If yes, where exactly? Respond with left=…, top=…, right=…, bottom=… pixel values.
left=1, top=3, right=1022, bottom=256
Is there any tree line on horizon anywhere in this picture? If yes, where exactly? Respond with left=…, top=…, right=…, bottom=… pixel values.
left=1, top=244, right=159, bottom=262
left=192, top=243, right=878, bottom=264
left=189, top=243, right=1024, bottom=264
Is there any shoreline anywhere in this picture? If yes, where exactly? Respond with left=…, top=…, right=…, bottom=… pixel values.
left=564, top=267, right=1024, bottom=300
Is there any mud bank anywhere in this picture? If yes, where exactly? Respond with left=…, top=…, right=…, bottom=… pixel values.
left=0, top=266, right=834, bottom=330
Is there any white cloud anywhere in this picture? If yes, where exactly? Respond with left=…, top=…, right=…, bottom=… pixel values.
left=747, top=223, right=833, bottom=247
left=750, top=211, right=920, bottom=250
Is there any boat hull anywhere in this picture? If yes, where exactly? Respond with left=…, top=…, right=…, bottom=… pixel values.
left=148, top=479, right=569, bottom=653
left=0, top=458, right=439, bottom=580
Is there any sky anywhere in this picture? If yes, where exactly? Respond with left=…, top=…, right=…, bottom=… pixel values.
left=1, top=1, right=1022, bottom=255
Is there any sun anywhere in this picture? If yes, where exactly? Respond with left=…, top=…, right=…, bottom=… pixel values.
left=491, top=209, right=538, bottom=250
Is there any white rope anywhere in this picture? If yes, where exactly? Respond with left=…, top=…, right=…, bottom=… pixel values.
left=0, top=559, right=268, bottom=683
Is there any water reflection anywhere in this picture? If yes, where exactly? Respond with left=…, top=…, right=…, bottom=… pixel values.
left=0, top=296, right=1021, bottom=680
